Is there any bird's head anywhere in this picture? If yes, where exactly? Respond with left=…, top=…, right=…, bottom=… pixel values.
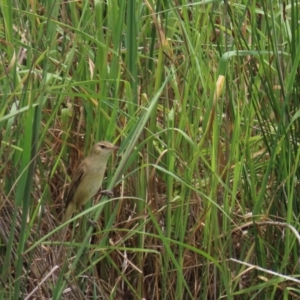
left=90, top=141, right=119, bottom=159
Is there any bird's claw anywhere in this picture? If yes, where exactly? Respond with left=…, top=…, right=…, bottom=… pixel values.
left=87, top=218, right=99, bottom=229
left=98, top=189, right=114, bottom=198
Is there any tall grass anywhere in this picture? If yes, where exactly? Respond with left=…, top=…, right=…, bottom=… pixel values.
left=1, top=0, right=300, bottom=299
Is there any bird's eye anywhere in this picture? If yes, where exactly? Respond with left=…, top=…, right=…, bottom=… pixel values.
left=99, top=144, right=106, bottom=149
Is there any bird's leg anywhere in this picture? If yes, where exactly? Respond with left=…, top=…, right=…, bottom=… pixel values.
left=87, top=190, right=114, bottom=229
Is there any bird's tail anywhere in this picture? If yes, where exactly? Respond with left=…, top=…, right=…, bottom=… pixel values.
left=55, top=202, right=76, bottom=260
left=62, top=202, right=75, bottom=224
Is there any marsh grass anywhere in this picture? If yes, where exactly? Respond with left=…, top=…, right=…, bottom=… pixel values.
left=1, top=1, right=300, bottom=299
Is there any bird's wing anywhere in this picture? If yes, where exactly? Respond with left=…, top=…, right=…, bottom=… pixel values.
left=65, top=161, right=86, bottom=207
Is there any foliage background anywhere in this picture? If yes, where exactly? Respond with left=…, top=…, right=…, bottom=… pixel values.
left=1, top=0, right=300, bottom=299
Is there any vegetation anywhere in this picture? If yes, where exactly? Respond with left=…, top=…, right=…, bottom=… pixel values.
left=1, top=0, right=300, bottom=299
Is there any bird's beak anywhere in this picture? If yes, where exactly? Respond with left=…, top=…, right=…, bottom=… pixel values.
left=110, top=145, right=120, bottom=151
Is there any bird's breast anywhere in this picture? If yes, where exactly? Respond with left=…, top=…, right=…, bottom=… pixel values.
left=73, top=172, right=105, bottom=206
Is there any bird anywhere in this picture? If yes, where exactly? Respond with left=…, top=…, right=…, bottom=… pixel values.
left=62, top=141, right=119, bottom=225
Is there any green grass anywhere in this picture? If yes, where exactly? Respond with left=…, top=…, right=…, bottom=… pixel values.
left=1, top=0, right=300, bottom=299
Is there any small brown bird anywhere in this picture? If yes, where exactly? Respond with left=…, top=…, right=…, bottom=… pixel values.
left=62, top=141, right=119, bottom=224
